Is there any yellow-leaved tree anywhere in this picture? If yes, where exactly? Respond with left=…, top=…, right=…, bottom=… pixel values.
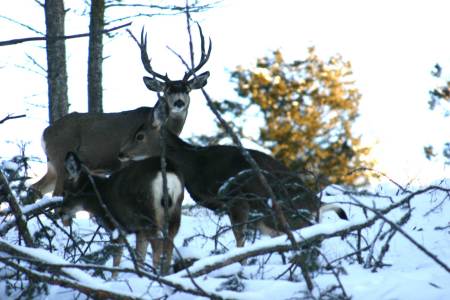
left=214, top=48, right=374, bottom=188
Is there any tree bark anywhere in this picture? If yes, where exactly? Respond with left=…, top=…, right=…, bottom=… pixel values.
left=88, top=0, right=105, bottom=113
left=45, top=0, right=69, bottom=124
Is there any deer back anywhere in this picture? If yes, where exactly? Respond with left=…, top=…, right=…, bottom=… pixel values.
left=44, top=107, right=153, bottom=172
left=61, top=153, right=184, bottom=233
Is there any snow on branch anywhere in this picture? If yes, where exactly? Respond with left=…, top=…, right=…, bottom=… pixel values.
left=0, top=237, right=232, bottom=299
left=0, top=196, right=63, bottom=236
left=171, top=185, right=450, bottom=278
left=0, top=170, right=34, bottom=246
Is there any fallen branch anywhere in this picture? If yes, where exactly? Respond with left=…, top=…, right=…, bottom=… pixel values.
left=0, top=258, right=142, bottom=300
left=172, top=185, right=449, bottom=278
left=0, top=238, right=227, bottom=299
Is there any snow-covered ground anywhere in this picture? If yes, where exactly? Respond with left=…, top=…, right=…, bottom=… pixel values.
left=0, top=176, right=448, bottom=299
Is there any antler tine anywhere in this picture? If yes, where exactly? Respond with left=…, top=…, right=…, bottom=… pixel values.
left=183, top=23, right=212, bottom=81
left=134, top=27, right=170, bottom=82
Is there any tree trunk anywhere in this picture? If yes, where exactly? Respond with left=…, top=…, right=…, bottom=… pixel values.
left=88, top=0, right=105, bottom=113
left=45, top=0, right=69, bottom=124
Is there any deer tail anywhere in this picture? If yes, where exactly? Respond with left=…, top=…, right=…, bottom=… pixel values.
left=319, top=204, right=348, bottom=221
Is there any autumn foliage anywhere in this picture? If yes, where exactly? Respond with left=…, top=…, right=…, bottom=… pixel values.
left=220, top=48, right=374, bottom=188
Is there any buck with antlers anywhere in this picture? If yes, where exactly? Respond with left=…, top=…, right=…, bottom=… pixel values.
left=61, top=152, right=184, bottom=275
left=119, top=119, right=348, bottom=248
left=31, top=26, right=211, bottom=197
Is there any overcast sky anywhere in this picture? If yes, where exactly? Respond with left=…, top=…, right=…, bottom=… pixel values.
left=1, top=0, right=449, bottom=184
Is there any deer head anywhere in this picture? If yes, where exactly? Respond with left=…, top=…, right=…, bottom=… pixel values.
left=132, top=25, right=211, bottom=132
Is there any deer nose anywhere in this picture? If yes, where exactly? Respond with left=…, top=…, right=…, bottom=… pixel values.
left=118, top=152, right=128, bottom=161
left=174, top=99, right=185, bottom=109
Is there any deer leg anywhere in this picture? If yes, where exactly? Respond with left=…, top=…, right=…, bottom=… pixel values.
left=30, top=161, right=57, bottom=196
left=229, top=202, right=249, bottom=248
left=111, top=235, right=125, bottom=279
left=135, top=231, right=150, bottom=266
left=149, top=235, right=163, bottom=273
left=160, top=236, right=173, bottom=275
left=160, top=210, right=181, bottom=275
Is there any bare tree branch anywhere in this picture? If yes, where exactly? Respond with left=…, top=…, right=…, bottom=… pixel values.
left=84, top=170, right=142, bottom=275
left=0, top=238, right=227, bottom=299
left=175, top=8, right=311, bottom=289
left=0, top=171, right=34, bottom=247
left=0, top=258, right=143, bottom=300
left=353, top=197, right=450, bottom=273
left=0, top=197, right=62, bottom=236
left=0, top=114, right=26, bottom=124
left=173, top=185, right=449, bottom=278
left=0, top=15, right=44, bottom=35
left=0, top=22, right=131, bottom=47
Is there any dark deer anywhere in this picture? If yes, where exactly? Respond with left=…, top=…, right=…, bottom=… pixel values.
left=119, top=127, right=347, bottom=248
left=32, top=26, right=211, bottom=197
left=61, top=152, right=184, bottom=275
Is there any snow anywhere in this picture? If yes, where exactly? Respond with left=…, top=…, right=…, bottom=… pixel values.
left=1, top=178, right=448, bottom=299
left=1, top=161, right=20, bottom=172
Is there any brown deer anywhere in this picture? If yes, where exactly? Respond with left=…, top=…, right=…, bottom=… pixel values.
left=61, top=152, right=184, bottom=275
left=119, top=126, right=347, bottom=248
left=31, top=26, right=211, bottom=197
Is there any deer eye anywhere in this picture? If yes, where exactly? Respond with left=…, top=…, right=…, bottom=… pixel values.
left=136, top=133, right=145, bottom=141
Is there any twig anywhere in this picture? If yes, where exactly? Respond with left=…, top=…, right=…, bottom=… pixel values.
left=354, top=198, right=450, bottom=273
left=84, top=170, right=141, bottom=275
left=424, top=195, right=449, bottom=217
left=348, top=167, right=413, bottom=194
left=326, top=244, right=371, bottom=266
left=170, top=13, right=311, bottom=288
left=0, top=170, right=34, bottom=247
left=156, top=92, right=177, bottom=276
left=335, top=184, right=450, bottom=273
left=318, top=250, right=348, bottom=298
left=0, top=114, right=26, bottom=124
left=0, top=197, right=62, bottom=236
left=41, top=210, right=85, bottom=257
left=372, top=210, right=410, bottom=272
left=0, top=258, right=143, bottom=300
left=169, top=18, right=297, bottom=250
left=0, top=15, right=43, bottom=35
left=173, top=185, right=449, bottom=277
left=363, top=221, right=385, bottom=268
left=0, top=238, right=226, bottom=299
left=77, top=225, right=102, bottom=262
left=0, top=22, right=131, bottom=47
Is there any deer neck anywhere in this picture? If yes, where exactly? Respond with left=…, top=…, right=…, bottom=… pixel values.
left=166, top=112, right=187, bottom=136
left=78, top=176, right=117, bottom=228
left=164, top=132, right=199, bottom=178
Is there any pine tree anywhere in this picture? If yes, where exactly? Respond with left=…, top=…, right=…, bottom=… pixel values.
left=425, top=64, right=449, bottom=164
left=216, top=48, right=373, bottom=188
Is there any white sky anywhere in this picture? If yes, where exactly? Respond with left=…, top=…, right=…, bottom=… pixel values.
left=0, top=0, right=449, bottom=185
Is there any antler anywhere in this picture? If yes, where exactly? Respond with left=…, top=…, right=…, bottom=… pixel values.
left=128, top=28, right=170, bottom=82
left=183, top=23, right=212, bottom=81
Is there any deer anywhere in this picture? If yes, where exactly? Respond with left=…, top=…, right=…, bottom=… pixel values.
left=118, top=118, right=348, bottom=248
left=31, top=26, right=211, bottom=198
left=60, top=152, right=184, bottom=276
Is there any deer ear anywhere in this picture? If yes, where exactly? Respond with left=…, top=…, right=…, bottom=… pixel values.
left=188, top=71, right=210, bottom=90
left=64, top=152, right=82, bottom=180
left=143, top=76, right=165, bottom=92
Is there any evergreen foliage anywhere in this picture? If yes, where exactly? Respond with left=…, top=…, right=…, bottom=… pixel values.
left=215, top=48, right=374, bottom=188
left=425, top=64, right=450, bottom=164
